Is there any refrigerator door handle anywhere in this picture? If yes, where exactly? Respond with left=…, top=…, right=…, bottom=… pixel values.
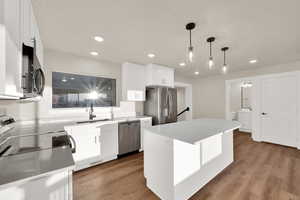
left=168, top=91, right=172, bottom=116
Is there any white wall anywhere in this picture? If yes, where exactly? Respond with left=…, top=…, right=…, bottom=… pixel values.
left=0, top=49, right=122, bottom=121
left=193, top=61, right=300, bottom=119
left=230, top=81, right=241, bottom=113
left=174, top=74, right=195, bottom=85
left=175, top=74, right=195, bottom=120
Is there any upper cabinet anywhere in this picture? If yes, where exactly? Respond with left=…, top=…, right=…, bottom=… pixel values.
left=21, top=0, right=44, bottom=65
left=146, top=64, right=174, bottom=88
left=0, top=0, right=23, bottom=98
left=20, top=0, right=33, bottom=47
left=121, top=63, right=175, bottom=101
left=31, top=11, right=44, bottom=65
left=122, top=62, right=146, bottom=101
left=0, top=0, right=44, bottom=99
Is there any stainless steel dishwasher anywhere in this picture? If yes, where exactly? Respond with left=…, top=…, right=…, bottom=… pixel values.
left=118, top=120, right=141, bottom=156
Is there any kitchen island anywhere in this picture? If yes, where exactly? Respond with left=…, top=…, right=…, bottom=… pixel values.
left=144, top=118, right=241, bottom=200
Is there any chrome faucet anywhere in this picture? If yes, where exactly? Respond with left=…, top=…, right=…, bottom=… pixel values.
left=89, top=101, right=96, bottom=120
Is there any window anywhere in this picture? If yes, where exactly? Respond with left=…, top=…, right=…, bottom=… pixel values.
left=52, top=72, right=116, bottom=108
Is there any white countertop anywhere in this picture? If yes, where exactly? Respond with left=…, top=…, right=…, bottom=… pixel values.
left=63, top=116, right=152, bottom=129
left=0, top=147, right=74, bottom=187
left=0, top=115, right=152, bottom=187
left=145, top=118, right=241, bottom=144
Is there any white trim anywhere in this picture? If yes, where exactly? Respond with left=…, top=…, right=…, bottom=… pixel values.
left=175, top=82, right=193, bottom=120
left=297, top=72, right=300, bottom=149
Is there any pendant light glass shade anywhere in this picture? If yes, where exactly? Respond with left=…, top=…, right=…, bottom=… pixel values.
left=207, top=37, right=215, bottom=70
left=222, top=64, right=228, bottom=74
left=186, top=23, right=196, bottom=63
left=221, top=47, right=229, bottom=74
left=188, top=46, right=194, bottom=63
left=208, top=57, right=214, bottom=69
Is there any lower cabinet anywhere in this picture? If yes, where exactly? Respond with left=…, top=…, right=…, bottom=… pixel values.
left=66, top=123, right=118, bottom=171
left=237, top=111, right=252, bottom=132
left=140, top=118, right=152, bottom=151
left=66, top=118, right=152, bottom=171
left=66, top=125, right=101, bottom=171
left=0, top=170, right=73, bottom=200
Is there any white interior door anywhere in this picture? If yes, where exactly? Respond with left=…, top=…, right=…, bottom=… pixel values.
left=260, top=74, right=297, bottom=147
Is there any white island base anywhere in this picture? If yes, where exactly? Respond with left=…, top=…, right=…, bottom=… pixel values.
left=144, top=119, right=240, bottom=200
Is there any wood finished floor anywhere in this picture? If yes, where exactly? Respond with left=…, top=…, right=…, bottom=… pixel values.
left=74, top=131, right=300, bottom=200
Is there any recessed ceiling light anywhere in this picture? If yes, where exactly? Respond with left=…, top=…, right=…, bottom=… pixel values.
left=62, top=78, right=67, bottom=82
left=148, top=53, right=155, bottom=58
left=94, top=36, right=104, bottom=42
left=179, top=62, right=186, bottom=67
left=70, top=77, right=75, bottom=80
left=90, top=51, right=99, bottom=56
left=249, top=59, right=257, bottom=64
left=194, top=71, right=199, bottom=75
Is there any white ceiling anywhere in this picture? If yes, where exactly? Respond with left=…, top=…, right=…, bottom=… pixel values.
left=32, top=0, right=300, bottom=77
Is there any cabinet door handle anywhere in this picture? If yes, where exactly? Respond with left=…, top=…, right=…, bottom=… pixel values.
left=94, top=136, right=97, bottom=144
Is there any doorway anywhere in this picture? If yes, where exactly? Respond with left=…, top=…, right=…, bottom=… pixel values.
left=174, top=82, right=193, bottom=121
left=227, top=80, right=253, bottom=133
left=176, top=87, right=186, bottom=121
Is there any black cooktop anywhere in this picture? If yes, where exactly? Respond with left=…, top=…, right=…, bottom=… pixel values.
left=0, top=131, right=73, bottom=157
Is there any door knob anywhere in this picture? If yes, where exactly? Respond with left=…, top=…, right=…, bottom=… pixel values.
left=261, top=112, right=267, bottom=115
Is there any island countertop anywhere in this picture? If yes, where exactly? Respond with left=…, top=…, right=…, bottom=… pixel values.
left=145, top=118, right=241, bottom=144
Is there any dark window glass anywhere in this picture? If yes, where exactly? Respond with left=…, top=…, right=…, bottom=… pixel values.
left=52, top=72, right=116, bottom=108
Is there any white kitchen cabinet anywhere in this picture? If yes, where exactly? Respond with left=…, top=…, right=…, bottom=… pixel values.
left=66, top=125, right=101, bottom=171
left=0, top=170, right=72, bottom=200
left=146, top=64, right=174, bottom=88
left=21, top=0, right=43, bottom=65
left=122, top=62, right=146, bottom=101
left=31, top=11, right=44, bottom=66
left=0, top=0, right=23, bottom=98
left=237, top=111, right=252, bottom=132
left=20, top=0, right=33, bottom=47
left=99, top=123, right=118, bottom=161
left=140, top=118, right=152, bottom=151
left=0, top=0, right=44, bottom=99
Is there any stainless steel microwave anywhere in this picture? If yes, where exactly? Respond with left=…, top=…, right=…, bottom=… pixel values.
left=21, top=39, right=45, bottom=99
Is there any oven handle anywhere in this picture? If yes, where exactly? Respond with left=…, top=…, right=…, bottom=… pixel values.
left=68, top=135, right=76, bottom=153
left=33, top=68, right=45, bottom=96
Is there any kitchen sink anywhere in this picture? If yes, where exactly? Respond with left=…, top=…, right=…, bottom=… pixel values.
left=76, top=119, right=110, bottom=124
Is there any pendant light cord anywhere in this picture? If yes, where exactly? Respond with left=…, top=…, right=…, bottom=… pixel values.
left=189, top=30, right=192, bottom=47
left=224, top=50, right=226, bottom=65
left=210, top=42, right=212, bottom=57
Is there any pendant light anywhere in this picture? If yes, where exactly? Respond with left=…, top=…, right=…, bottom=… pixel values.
left=221, top=47, right=229, bottom=74
left=206, top=37, right=215, bottom=69
left=186, top=23, right=196, bottom=63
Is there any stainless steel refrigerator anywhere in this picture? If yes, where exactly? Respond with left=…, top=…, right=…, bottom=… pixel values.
left=144, top=86, right=177, bottom=125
